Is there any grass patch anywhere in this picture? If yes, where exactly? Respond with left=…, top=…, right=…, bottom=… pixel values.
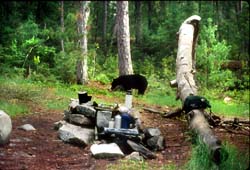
left=107, top=159, right=177, bottom=170
left=0, top=76, right=248, bottom=118
left=0, top=100, right=29, bottom=117
left=211, top=100, right=249, bottom=118
left=184, top=137, right=249, bottom=170
left=141, top=88, right=181, bottom=107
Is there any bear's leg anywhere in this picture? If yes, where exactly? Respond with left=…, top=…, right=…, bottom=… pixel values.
left=138, top=88, right=145, bottom=95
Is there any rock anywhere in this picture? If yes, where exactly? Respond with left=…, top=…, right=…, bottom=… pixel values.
left=125, top=152, right=143, bottom=161
left=146, top=135, right=165, bottom=151
left=69, top=99, right=94, bottom=112
left=96, top=111, right=112, bottom=128
left=127, top=139, right=156, bottom=159
left=18, top=124, right=36, bottom=131
left=68, top=114, right=94, bottom=127
left=69, top=99, right=79, bottom=110
left=58, top=122, right=94, bottom=146
left=90, top=143, right=124, bottom=159
left=54, top=120, right=67, bottom=130
left=75, top=105, right=96, bottom=118
left=223, top=96, right=232, bottom=104
left=0, top=110, right=12, bottom=145
left=63, top=110, right=71, bottom=121
left=143, top=128, right=161, bottom=138
left=129, top=109, right=142, bottom=129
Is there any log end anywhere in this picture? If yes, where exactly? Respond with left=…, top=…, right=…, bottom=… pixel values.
left=212, top=147, right=228, bottom=165
left=170, top=79, right=177, bottom=87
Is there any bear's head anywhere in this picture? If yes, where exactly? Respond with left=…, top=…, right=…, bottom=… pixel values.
left=111, top=78, right=124, bottom=91
left=111, top=78, right=118, bottom=90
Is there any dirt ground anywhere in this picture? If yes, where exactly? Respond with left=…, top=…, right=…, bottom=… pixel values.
left=0, top=95, right=249, bottom=170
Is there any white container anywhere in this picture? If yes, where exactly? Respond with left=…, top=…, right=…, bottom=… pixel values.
left=124, top=90, right=133, bottom=109
left=114, top=114, right=121, bottom=129
left=108, top=119, right=115, bottom=128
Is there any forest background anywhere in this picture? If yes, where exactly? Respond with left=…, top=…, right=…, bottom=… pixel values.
left=0, top=1, right=249, bottom=110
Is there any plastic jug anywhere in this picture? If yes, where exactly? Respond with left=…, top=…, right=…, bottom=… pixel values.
left=114, top=114, right=121, bottom=129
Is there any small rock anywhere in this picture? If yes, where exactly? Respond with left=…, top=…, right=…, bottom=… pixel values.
left=125, top=152, right=143, bottom=161
left=223, top=96, right=232, bottom=103
left=54, top=120, right=66, bottom=130
left=143, top=128, right=161, bottom=138
left=146, top=135, right=165, bottom=151
left=18, top=124, right=36, bottom=131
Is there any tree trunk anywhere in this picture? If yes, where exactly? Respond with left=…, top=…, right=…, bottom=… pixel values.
left=60, top=1, right=65, bottom=53
left=214, top=1, right=220, bottom=40
left=76, top=1, right=90, bottom=85
left=172, top=15, right=226, bottom=164
left=147, top=1, right=152, bottom=31
left=116, top=1, right=133, bottom=76
left=135, top=1, right=141, bottom=46
left=102, top=1, right=108, bottom=56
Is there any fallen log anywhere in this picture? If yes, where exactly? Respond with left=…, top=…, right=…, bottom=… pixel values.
left=221, top=118, right=250, bottom=124
left=171, top=15, right=227, bottom=164
left=143, top=107, right=183, bottom=118
left=143, top=107, right=165, bottom=115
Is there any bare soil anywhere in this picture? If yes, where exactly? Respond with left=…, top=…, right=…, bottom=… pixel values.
left=0, top=88, right=249, bottom=170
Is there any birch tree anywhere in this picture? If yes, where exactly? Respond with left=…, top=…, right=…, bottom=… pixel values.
left=76, top=1, right=90, bottom=85
left=116, top=1, right=133, bottom=76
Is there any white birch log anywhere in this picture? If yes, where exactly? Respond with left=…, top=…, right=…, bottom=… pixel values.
left=174, top=15, right=227, bottom=164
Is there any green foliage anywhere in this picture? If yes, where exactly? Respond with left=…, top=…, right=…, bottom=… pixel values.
left=53, top=51, right=78, bottom=84
left=94, top=73, right=110, bottom=84
left=0, top=2, right=248, bottom=117
left=196, top=18, right=235, bottom=89
left=184, top=138, right=249, bottom=170
left=134, top=56, right=155, bottom=76
left=91, top=54, right=119, bottom=83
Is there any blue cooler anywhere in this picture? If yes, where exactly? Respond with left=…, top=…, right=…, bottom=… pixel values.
left=121, top=113, right=133, bottom=129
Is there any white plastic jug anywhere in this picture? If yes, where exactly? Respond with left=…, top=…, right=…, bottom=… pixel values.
left=114, top=114, right=121, bottom=129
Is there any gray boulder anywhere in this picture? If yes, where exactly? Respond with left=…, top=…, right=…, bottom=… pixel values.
left=146, top=135, right=165, bottom=151
left=68, top=114, right=94, bottom=127
left=143, top=128, right=161, bottom=138
left=75, top=105, right=96, bottom=118
left=0, top=110, right=12, bottom=145
left=58, top=122, right=94, bottom=146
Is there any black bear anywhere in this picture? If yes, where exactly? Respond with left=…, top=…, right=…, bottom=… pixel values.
left=183, top=95, right=211, bottom=113
left=111, top=74, right=148, bottom=95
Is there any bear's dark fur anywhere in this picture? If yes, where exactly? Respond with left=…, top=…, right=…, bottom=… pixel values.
left=111, top=74, right=148, bottom=95
left=183, top=95, right=211, bottom=113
